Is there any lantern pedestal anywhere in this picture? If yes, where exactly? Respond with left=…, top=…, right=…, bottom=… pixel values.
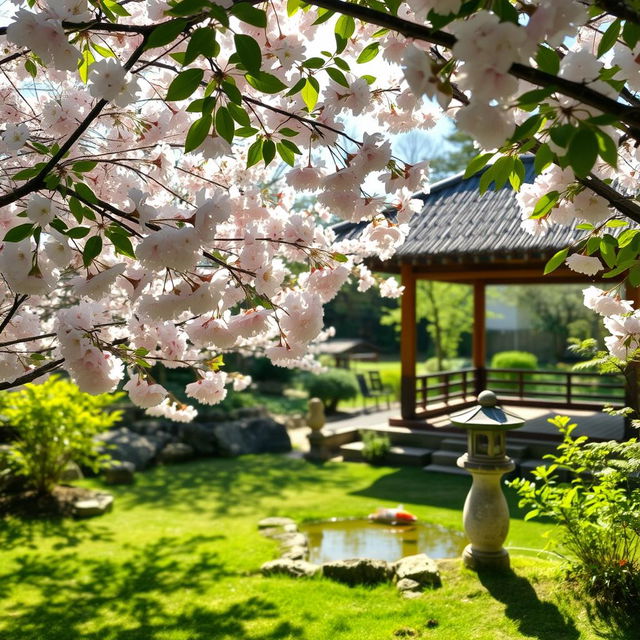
left=457, top=453, right=514, bottom=571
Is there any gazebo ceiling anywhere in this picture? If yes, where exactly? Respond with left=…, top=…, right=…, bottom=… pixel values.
left=334, top=156, right=602, bottom=281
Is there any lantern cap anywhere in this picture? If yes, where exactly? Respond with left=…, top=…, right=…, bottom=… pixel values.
left=449, top=390, right=525, bottom=431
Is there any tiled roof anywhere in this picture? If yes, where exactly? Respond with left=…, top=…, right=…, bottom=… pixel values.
left=333, top=156, right=584, bottom=266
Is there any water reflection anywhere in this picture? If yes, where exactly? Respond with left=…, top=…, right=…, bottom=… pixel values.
left=301, top=518, right=467, bottom=564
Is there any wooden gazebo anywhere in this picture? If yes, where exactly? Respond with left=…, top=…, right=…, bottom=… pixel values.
left=335, top=157, right=628, bottom=430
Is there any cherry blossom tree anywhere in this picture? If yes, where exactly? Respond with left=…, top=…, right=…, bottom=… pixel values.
left=0, top=0, right=639, bottom=421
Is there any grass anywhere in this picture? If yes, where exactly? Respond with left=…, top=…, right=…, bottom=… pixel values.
left=0, top=456, right=629, bottom=640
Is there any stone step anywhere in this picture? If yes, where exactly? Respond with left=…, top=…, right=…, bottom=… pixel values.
left=430, top=450, right=463, bottom=467
left=423, top=463, right=469, bottom=476
left=340, top=441, right=433, bottom=466
left=440, top=438, right=468, bottom=453
left=507, top=444, right=529, bottom=458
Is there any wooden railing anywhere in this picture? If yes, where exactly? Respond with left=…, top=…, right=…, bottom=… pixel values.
left=415, top=368, right=477, bottom=412
left=485, top=368, right=625, bottom=407
left=413, top=367, right=624, bottom=418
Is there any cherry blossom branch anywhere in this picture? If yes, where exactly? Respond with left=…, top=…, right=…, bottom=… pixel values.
left=0, top=358, right=65, bottom=390
left=303, top=0, right=640, bottom=139
left=0, top=37, right=149, bottom=208
left=593, top=0, right=640, bottom=24
left=0, top=294, right=28, bottom=335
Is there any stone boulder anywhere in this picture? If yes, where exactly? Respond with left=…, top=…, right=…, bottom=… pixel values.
left=104, top=461, right=135, bottom=485
left=157, top=442, right=195, bottom=464
left=212, top=418, right=291, bottom=457
left=261, top=559, right=320, bottom=578
left=96, top=428, right=168, bottom=470
left=60, top=461, right=83, bottom=482
left=322, top=558, right=392, bottom=586
left=258, top=517, right=296, bottom=529
left=393, top=554, right=441, bottom=588
left=179, top=422, right=217, bottom=456
left=73, top=492, right=114, bottom=518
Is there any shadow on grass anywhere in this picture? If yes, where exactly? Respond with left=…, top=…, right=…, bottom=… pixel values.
left=0, top=516, right=115, bottom=552
left=477, top=568, right=580, bottom=640
left=350, top=467, right=543, bottom=521
left=1, top=533, right=305, bottom=640
left=112, top=455, right=352, bottom=516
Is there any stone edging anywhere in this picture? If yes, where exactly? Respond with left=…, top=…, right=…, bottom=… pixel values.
left=258, top=517, right=442, bottom=597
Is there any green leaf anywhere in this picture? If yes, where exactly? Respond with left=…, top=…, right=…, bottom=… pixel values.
left=187, top=96, right=216, bottom=113
left=509, top=157, right=526, bottom=192
left=65, top=226, right=91, bottom=239
left=90, top=41, right=115, bottom=58
left=245, top=72, right=287, bottom=94
left=618, top=229, right=640, bottom=248
left=74, top=182, right=98, bottom=204
left=72, top=160, right=97, bottom=173
left=235, top=126, right=259, bottom=137
left=535, top=45, right=560, bottom=75
left=517, top=86, right=555, bottom=107
left=230, top=2, right=267, bottom=27
left=334, top=57, right=350, bottom=71
left=301, top=78, right=319, bottom=112
left=332, top=252, right=348, bottom=263
left=82, top=235, right=103, bottom=267
left=357, top=43, right=380, bottom=63
left=325, top=67, right=349, bottom=87
left=227, top=102, right=251, bottom=126
left=78, top=47, right=94, bottom=84
left=534, top=143, right=554, bottom=175
left=25, top=58, right=37, bottom=78
left=167, top=0, right=210, bottom=16
left=600, top=235, right=617, bottom=268
left=490, top=156, right=514, bottom=190
left=623, top=20, right=640, bottom=48
left=184, top=27, right=218, bottom=64
left=287, top=0, right=301, bottom=15
left=234, top=34, right=262, bottom=74
left=215, top=106, right=235, bottom=144
left=511, top=114, right=544, bottom=143
left=544, top=248, right=569, bottom=275
left=478, top=165, right=495, bottom=194
left=166, top=68, right=204, bottom=101
left=335, top=14, right=355, bottom=40
left=277, top=141, right=295, bottom=166
left=68, top=196, right=86, bottom=223
left=549, top=123, right=575, bottom=148
left=594, top=129, right=618, bottom=168
left=567, top=127, right=598, bottom=177
left=605, top=219, right=627, bottom=228
left=221, top=79, right=242, bottom=104
left=301, top=57, right=326, bottom=69
left=463, top=153, right=494, bottom=179
left=597, top=19, right=621, bottom=57
left=262, top=139, right=276, bottom=166
left=103, top=0, right=130, bottom=17
left=629, top=264, right=640, bottom=287
left=106, top=229, right=136, bottom=258
left=246, top=138, right=263, bottom=168
left=531, top=191, right=560, bottom=219
left=12, top=166, right=41, bottom=181
left=145, top=19, right=188, bottom=50
left=4, top=223, right=34, bottom=242
left=279, top=127, right=299, bottom=137
left=185, top=113, right=212, bottom=153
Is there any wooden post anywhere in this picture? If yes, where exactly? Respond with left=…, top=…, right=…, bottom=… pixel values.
left=401, top=264, right=417, bottom=419
left=624, top=283, right=640, bottom=439
left=473, top=281, right=486, bottom=396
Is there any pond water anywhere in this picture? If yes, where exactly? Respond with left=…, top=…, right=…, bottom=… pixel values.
left=300, top=518, right=467, bottom=564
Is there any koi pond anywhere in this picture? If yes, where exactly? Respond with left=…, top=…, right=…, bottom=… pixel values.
left=300, top=518, right=467, bottom=564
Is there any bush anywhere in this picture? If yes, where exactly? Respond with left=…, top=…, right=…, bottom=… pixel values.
left=424, top=357, right=455, bottom=373
left=303, top=369, right=359, bottom=414
left=0, top=377, right=123, bottom=495
left=510, top=416, right=640, bottom=612
left=360, top=430, right=391, bottom=464
left=490, top=350, right=538, bottom=370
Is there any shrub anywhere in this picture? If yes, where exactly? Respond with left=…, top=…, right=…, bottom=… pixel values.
left=0, top=376, right=123, bottom=495
left=510, top=416, right=640, bottom=612
left=490, top=350, right=538, bottom=370
left=360, top=430, right=391, bottom=464
left=424, top=357, right=455, bottom=373
left=303, top=369, right=359, bottom=414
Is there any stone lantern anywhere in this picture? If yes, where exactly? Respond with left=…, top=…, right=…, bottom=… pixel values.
left=450, top=390, right=524, bottom=571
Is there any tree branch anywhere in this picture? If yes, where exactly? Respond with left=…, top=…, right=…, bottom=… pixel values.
left=0, top=358, right=64, bottom=390
left=0, top=294, right=28, bottom=336
left=303, top=0, right=640, bottom=138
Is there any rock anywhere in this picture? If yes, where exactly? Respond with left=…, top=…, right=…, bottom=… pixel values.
left=179, top=422, right=217, bottom=456
left=258, top=517, right=296, bottom=529
left=396, top=578, right=421, bottom=593
left=96, top=428, right=167, bottom=470
left=283, top=523, right=298, bottom=533
left=322, top=558, right=392, bottom=586
left=274, top=532, right=307, bottom=550
left=157, top=442, right=194, bottom=464
left=60, top=461, right=83, bottom=482
left=401, top=591, right=423, bottom=600
left=213, top=418, right=291, bottom=457
left=281, top=546, right=307, bottom=561
left=73, top=492, right=114, bottom=518
left=261, top=559, right=320, bottom=578
left=104, top=461, right=135, bottom=485
left=393, top=554, right=441, bottom=588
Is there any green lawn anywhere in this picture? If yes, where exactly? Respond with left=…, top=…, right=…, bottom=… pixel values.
left=0, top=456, right=625, bottom=639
